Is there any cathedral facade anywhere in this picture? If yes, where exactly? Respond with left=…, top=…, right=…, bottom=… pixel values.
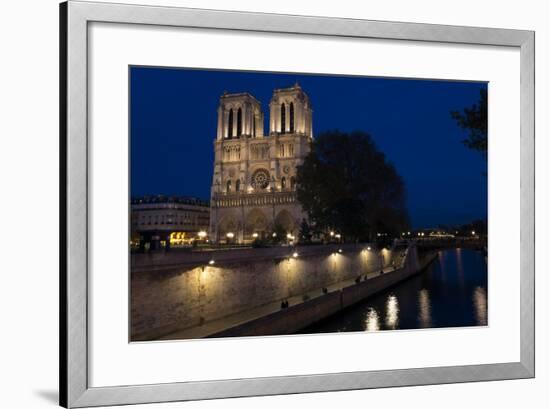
left=209, top=84, right=313, bottom=244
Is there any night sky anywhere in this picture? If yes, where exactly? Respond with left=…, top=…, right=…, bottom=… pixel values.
left=130, top=66, right=487, bottom=229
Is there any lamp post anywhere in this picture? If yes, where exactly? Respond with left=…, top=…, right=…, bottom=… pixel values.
left=197, top=230, right=207, bottom=245
left=226, top=232, right=234, bottom=245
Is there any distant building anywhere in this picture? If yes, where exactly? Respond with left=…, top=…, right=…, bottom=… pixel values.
left=131, top=195, right=210, bottom=249
left=209, top=84, right=313, bottom=243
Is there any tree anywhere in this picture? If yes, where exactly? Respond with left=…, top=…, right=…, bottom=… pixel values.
left=451, top=88, right=488, bottom=159
left=299, top=219, right=312, bottom=243
left=269, top=223, right=287, bottom=245
left=295, top=130, right=409, bottom=242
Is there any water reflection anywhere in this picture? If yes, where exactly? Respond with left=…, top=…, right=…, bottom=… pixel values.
left=385, top=295, right=400, bottom=329
left=473, top=286, right=488, bottom=325
left=300, top=249, right=488, bottom=334
left=418, top=289, right=432, bottom=328
left=365, top=308, right=380, bottom=331
left=456, top=248, right=465, bottom=291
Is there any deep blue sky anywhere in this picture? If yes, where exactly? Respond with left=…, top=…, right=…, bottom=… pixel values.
left=130, top=66, right=487, bottom=229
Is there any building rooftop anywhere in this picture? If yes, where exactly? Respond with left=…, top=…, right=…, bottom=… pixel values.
left=219, top=91, right=261, bottom=105
left=131, top=195, right=209, bottom=207
left=273, top=82, right=303, bottom=93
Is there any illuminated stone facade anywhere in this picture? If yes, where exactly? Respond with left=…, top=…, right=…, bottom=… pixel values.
left=210, top=84, right=313, bottom=243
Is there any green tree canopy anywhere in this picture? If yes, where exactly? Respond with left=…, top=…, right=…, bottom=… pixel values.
left=451, top=88, right=488, bottom=158
left=296, top=130, right=409, bottom=242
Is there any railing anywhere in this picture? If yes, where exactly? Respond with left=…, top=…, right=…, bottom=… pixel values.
left=212, top=191, right=297, bottom=208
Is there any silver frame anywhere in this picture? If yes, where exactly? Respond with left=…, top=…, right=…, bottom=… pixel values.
left=60, top=1, right=535, bottom=407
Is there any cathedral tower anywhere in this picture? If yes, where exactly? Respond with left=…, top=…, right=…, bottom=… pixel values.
left=269, top=83, right=313, bottom=138
left=216, top=92, right=264, bottom=140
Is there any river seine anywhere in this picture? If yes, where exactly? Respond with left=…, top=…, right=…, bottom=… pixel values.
left=301, top=248, right=488, bottom=333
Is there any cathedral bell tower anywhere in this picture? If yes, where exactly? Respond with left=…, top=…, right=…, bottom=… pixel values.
left=216, top=92, right=264, bottom=140
left=269, top=83, right=313, bottom=138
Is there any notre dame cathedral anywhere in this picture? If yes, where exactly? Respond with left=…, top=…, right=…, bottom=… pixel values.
left=209, top=84, right=313, bottom=244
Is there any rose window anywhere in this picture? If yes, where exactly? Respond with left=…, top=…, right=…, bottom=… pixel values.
left=251, top=169, right=270, bottom=190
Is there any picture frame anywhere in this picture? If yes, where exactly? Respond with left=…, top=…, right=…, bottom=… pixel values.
left=60, top=1, right=535, bottom=407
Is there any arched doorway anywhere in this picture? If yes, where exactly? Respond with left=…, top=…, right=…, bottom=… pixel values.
left=218, top=214, right=239, bottom=243
left=245, top=208, right=269, bottom=240
left=274, top=209, right=296, bottom=236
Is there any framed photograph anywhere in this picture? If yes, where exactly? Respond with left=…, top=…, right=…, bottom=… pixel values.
left=60, top=1, right=534, bottom=407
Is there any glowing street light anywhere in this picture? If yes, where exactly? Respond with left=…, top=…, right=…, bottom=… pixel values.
left=272, top=232, right=277, bottom=238
left=252, top=232, right=259, bottom=238
left=198, top=231, right=207, bottom=239
left=287, top=233, right=292, bottom=239
left=471, top=230, right=476, bottom=236
left=366, top=246, right=371, bottom=251
left=330, top=231, right=335, bottom=237
left=208, top=259, right=215, bottom=265
left=292, top=252, right=299, bottom=258
left=338, top=248, right=343, bottom=253
left=226, top=232, right=234, bottom=239
left=335, top=234, right=341, bottom=239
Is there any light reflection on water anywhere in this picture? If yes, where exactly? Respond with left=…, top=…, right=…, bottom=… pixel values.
left=385, top=295, right=400, bottom=329
left=365, top=308, right=380, bottom=331
left=418, top=289, right=432, bottom=328
left=301, top=249, right=488, bottom=334
left=473, top=286, right=488, bottom=325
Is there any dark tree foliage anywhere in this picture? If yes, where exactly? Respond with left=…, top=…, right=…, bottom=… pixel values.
left=451, top=89, right=488, bottom=159
left=269, top=223, right=287, bottom=245
left=299, top=219, right=312, bottom=243
left=296, top=130, right=409, bottom=242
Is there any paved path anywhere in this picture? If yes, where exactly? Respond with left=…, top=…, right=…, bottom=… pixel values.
left=158, top=265, right=398, bottom=340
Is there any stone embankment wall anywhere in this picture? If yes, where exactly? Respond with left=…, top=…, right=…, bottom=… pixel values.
left=212, top=249, right=438, bottom=338
left=131, top=243, right=407, bottom=340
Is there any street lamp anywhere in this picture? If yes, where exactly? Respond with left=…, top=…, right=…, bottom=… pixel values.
left=208, top=259, right=215, bottom=265
left=252, top=232, right=259, bottom=238
left=198, top=231, right=207, bottom=239
left=292, top=252, right=299, bottom=258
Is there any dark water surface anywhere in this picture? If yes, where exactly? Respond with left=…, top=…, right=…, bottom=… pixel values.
left=301, top=249, right=488, bottom=333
